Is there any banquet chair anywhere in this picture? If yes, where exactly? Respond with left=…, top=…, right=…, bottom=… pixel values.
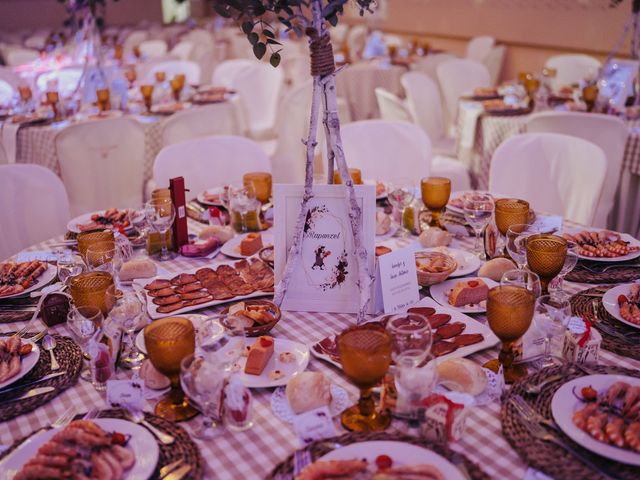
left=483, top=45, right=506, bottom=86
left=489, top=133, right=607, bottom=226
left=525, top=111, right=628, bottom=229
left=35, top=67, right=83, bottom=97
left=24, top=32, right=49, bottom=50
left=170, top=40, right=195, bottom=61
left=56, top=118, right=146, bottom=217
left=0, top=164, right=70, bottom=261
left=332, top=24, right=349, bottom=48
left=145, top=60, right=201, bottom=86
left=0, top=80, right=15, bottom=106
left=4, top=48, right=39, bottom=66
left=466, top=36, right=495, bottom=63
left=123, top=30, right=149, bottom=56
left=192, top=46, right=219, bottom=86
left=412, top=53, right=456, bottom=81
left=282, top=54, right=311, bottom=87
left=0, top=66, right=22, bottom=88
left=0, top=144, right=7, bottom=164
left=211, top=59, right=254, bottom=88
left=545, top=54, right=601, bottom=90
left=161, top=101, right=243, bottom=147
left=232, top=62, right=284, bottom=139
left=437, top=59, right=491, bottom=130
left=183, top=29, right=215, bottom=50
left=375, top=88, right=412, bottom=123
left=346, top=25, right=368, bottom=61
left=153, top=136, right=271, bottom=195
left=139, top=39, right=168, bottom=59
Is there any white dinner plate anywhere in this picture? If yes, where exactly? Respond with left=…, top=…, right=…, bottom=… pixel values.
left=0, top=263, right=56, bottom=300
left=67, top=210, right=129, bottom=234
left=0, top=338, right=40, bottom=390
left=135, top=314, right=214, bottom=354
left=270, top=383, right=350, bottom=424
left=602, top=283, right=640, bottom=330
left=230, top=337, right=309, bottom=389
left=417, top=247, right=482, bottom=278
left=220, top=232, right=274, bottom=259
left=315, top=440, right=464, bottom=480
left=429, top=277, right=498, bottom=314
left=197, top=186, right=226, bottom=206
left=551, top=374, right=640, bottom=465
left=446, top=190, right=500, bottom=215
left=563, top=228, right=640, bottom=263
left=0, top=418, right=159, bottom=479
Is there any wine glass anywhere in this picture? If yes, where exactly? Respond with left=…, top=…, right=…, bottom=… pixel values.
left=506, top=224, right=539, bottom=269
left=96, top=88, right=110, bottom=113
left=46, top=91, right=60, bottom=120
left=229, top=184, right=256, bottom=233
left=550, top=245, right=578, bottom=295
left=140, top=84, right=154, bottom=113
left=144, top=198, right=176, bottom=261
left=57, top=251, right=86, bottom=286
left=128, top=208, right=149, bottom=245
left=155, top=71, right=166, bottom=84
left=388, top=178, right=415, bottom=238
left=582, top=83, right=599, bottom=112
left=124, top=67, right=137, bottom=88
left=243, top=172, right=272, bottom=204
left=67, top=305, right=103, bottom=381
left=337, top=323, right=393, bottom=432
left=494, top=198, right=530, bottom=255
left=526, top=234, right=567, bottom=295
left=107, top=287, right=144, bottom=369
left=534, top=294, right=571, bottom=369
left=144, top=316, right=199, bottom=421
left=463, top=193, right=495, bottom=258
left=169, top=75, right=184, bottom=102
left=501, top=269, right=542, bottom=298
left=484, top=285, right=536, bottom=384
left=85, top=243, right=123, bottom=285
left=421, top=177, right=451, bottom=230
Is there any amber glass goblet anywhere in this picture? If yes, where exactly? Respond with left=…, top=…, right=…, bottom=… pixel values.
left=69, top=271, right=114, bottom=316
left=484, top=285, right=535, bottom=383
left=338, top=324, right=393, bottom=432
left=243, top=172, right=272, bottom=204
left=526, top=234, right=567, bottom=295
left=18, top=85, right=32, bottom=102
left=333, top=168, right=363, bottom=185
left=518, top=71, right=531, bottom=85
left=114, top=44, right=123, bottom=62
left=388, top=45, right=398, bottom=59
left=77, top=230, right=115, bottom=258
left=46, top=91, right=60, bottom=120
left=124, top=67, right=137, bottom=88
left=96, top=88, right=110, bottom=113
left=421, top=177, right=451, bottom=230
left=155, top=71, right=166, bottom=84
left=494, top=198, right=530, bottom=255
left=144, top=317, right=198, bottom=422
left=140, top=85, right=154, bottom=113
left=133, top=45, right=141, bottom=59
left=582, top=84, right=599, bottom=112
left=169, top=77, right=184, bottom=102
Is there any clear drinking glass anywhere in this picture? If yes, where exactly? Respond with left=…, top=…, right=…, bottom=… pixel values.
left=463, top=194, right=495, bottom=258
left=387, top=178, right=415, bottom=238
left=85, top=244, right=123, bottom=285
left=107, top=287, right=144, bottom=369
left=550, top=245, right=578, bottom=295
left=144, top=198, right=176, bottom=261
left=229, top=184, right=256, bottom=233
left=128, top=208, right=149, bottom=243
left=501, top=269, right=542, bottom=298
left=534, top=294, right=571, bottom=368
left=506, top=224, right=539, bottom=269
left=67, top=305, right=104, bottom=381
left=57, top=251, right=86, bottom=286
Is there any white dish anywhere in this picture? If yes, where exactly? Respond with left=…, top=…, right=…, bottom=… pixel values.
left=230, top=337, right=309, bottom=389
left=602, top=283, right=640, bottom=330
left=0, top=263, right=56, bottom=300
left=316, top=440, right=464, bottom=480
left=67, top=210, right=129, bottom=234
left=270, top=383, right=350, bottom=424
left=430, top=277, right=498, bottom=314
left=221, top=233, right=274, bottom=259
left=563, top=228, right=640, bottom=263
left=0, top=338, right=40, bottom=390
left=197, top=186, right=226, bottom=207
left=135, top=314, right=214, bottom=354
left=551, top=374, right=640, bottom=466
left=446, top=190, right=505, bottom=216
left=0, top=418, right=160, bottom=479
left=418, top=247, right=482, bottom=278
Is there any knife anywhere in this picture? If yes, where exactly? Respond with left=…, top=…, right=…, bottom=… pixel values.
left=159, top=460, right=183, bottom=479
left=0, top=371, right=66, bottom=394
left=0, top=386, right=55, bottom=404
left=164, top=465, right=192, bottom=480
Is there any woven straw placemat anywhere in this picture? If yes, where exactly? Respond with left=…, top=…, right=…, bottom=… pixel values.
left=0, top=333, right=82, bottom=422
left=570, top=288, right=640, bottom=361
left=502, top=364, right=640, bottom=480
left=267, top=431, right=490, bottom=479
left=0, top=408, right=203, bottom=480
left=566, top=260, right=640, bottom=284
left=0, top=311, right=33, bottom=323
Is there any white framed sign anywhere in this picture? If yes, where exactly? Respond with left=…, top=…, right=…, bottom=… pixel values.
left=274, top=184, right=376, bottom=314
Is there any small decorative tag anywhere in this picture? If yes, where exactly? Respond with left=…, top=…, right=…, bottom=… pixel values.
left=292, top=406, right=337, bottom=446
left=374, top=248, right=420, bottom=314
left=106, top=378, right=145, bottom=411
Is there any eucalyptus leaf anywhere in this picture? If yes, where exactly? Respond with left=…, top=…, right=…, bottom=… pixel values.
left=248, top=32, right=259, bottom=45
left=253, top=42, right=267, bottom=59
left=270, top=52, right=281, bottom=67
left=241, top=21, right=254, bottom=34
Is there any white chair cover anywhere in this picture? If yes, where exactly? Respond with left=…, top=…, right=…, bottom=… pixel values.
left=56, top=118, right=146, bottom=216
left=545, top=54, right=602, bottom=90
left=489, top=133, right=607, bottom=225
left=375, top=88, right=411, bottom=123
left=483, top=45, right=506, bottom=86
left=334, top=120, right=432, bottom=181
left=229, top=34, right=256, bottom=60
left=0, top=66, right=21, bottom=88
left=123, top=30, right=149, bottom=56
left=0, top=80, right=14, bottom=106
left=0, top=164, right=70, bottom=261
left=232, top=62, right=283, bottom=138
left=4, top=48, right=39, bottom=66
left=161, top=101, right=243, bottom=147
left=346, top=25, right=368, bottom=61
left=412, top=53, right=456, bottom=81
left=183, top=29, right=214, bottom=49
left=437, top=59, right=491, bottom=129
left=24, top=32, right=49, bottom=50
left=170, top=40, right=195, bottom=60
left=332, top=24, right=349, bottom=47
left=139, top=39, right=168, bottom=59
left=35, top=67, right=83, bottom=96
left=153, top=136, right=271, bottom=194
left=431, top=156, right=471, bottom=192
left=525, top=111, right=628, bottom=228
left=0, top=143, right=8, bottom=165
left=145, top=60, right=200, bottom=85
left=466, top=36, right=495, bottom=63
left=211, top=59, right=254, bottom=88
left=282, top=54, right=311, bottom=87
left=191, top=46, right=218, bottom=86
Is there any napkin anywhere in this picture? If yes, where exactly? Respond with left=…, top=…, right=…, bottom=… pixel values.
left=1, top=120, right=20, bottom=163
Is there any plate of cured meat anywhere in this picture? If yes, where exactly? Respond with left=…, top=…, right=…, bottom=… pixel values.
left=551, top=374, right=640, bottom=465
left=136, top=258, right=275, bottom=319
left=67, top=208, right=130, bottom=233
left=602, top=283, right=640, bottom=329
left=0, top=336, right=39, bottom=390
left=0, top=261, right=55, bottom=299
left=561, top=229, right=640, bottom=262
left=311, top=298, right=499, bottom=368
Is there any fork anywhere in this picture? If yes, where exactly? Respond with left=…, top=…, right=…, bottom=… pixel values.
left=28, top=330, right=48, bottom=343
left=509, top=397, right=616, bottom=480
left=52, top=406, right=78, bottom=428
left=595, top=322, right=640, bottom=343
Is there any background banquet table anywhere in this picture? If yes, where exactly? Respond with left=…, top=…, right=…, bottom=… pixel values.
left=1, top=219, right=639, bottom=479
left=456, top=105, right=640, bottom=237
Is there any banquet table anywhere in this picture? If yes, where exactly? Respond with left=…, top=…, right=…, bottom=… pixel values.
left=455, top=103, right=640, bottom=237
left=2, top=217, right=639, bottom=480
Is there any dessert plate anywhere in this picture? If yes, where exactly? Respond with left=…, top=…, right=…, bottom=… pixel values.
left=418, top=247, right=482, bottom=278
left=197, top=186, right=226, bottom=207
left=430, top=277, right=498, bottom=314
left=601, top=283, right=640, bottom=330
left=0, top=338, right=40, bottom=390
left=221, top=232, right=274, bottom=259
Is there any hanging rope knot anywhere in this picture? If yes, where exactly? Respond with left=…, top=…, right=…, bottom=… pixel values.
left=307, top=27, right=335, bottom=77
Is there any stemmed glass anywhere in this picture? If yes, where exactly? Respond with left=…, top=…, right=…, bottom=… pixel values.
left=96, top=88, right=110, bottom=113
left=107, top=287, right=145, bottom=369
left=534, top=294, right=571, bottom=369
left=85, top=243, right=123, bottom=285
left=144, top=198, right=176, bottom=261
left=140, top=84, right=154, bottom=113
left=463, top=194, right=495, bottom=258
left=18, top=85, right=33, bottom=113
left=421, top=177, right=451, bottom=230
left=169, top=74, right=185, bottom=102
left=57, top=251, right=86, bottom=286
left=229, top=184, right=256, bottom=233
left=124, top=67, right=137, bottom=88
left=582, top=83, right=599, bottom=112
left=46, top=91, right=60, bottom=120
left=506, top=224, right=539, bottom=269
left=128, top=208, right=149, bottom=245
left=526, top=234, right=567, bottom=295
left=494, top=199, right=530, bottom=255
left=67, top=305, right=104, bottom=381
left=501, top=269, right=542, bottom=298
left=387, top=178, right=415, bottom=238
left=550, top=247, right=578, bottom=295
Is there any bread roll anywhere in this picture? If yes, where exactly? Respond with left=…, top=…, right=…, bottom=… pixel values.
left=119, top=258, right=157, bottom=281
left=140, top=359, right=171, bottom=390
left=437, top=358, right=487, bottom=395
left=477, top=257, right=516, bottom=282
left=286, top=372, right=332, bottom=414
left=376, top=211, right=391, bottom=236
left=199, top=225, right=234, bottom=243
left=418, top=228, right=452, bottom=248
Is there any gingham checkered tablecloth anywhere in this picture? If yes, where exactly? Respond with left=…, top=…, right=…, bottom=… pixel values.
left=1, top=220, right=639, bottom=480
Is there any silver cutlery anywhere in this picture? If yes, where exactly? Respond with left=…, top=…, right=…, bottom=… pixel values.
left=125, top=409, right=175, bottom=445
left=580, top=263, right=640, bottom=274
left=164, top=464, right=192, bottom=480
left=0, top=370, right=66, bottom=394
left=0, top=386, right=55, bottom=405
left=42, top=335, right=60, bottom=371
left=159, top=460, right=184, bottom=479
left=28, top=330, right=48, bottom=343
left=523, top=372, right=568, bottom=395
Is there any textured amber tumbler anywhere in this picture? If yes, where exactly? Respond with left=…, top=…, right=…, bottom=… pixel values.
left=526, top=234, right=567, bottom=295
left=421, top=177, right=451, bottom=229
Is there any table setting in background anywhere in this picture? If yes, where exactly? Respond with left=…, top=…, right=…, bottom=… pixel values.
left=0, top=164, right=638, bottom=480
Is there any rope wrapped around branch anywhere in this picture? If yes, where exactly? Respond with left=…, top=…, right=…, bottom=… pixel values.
left=307, top=28, right=335, bottom=77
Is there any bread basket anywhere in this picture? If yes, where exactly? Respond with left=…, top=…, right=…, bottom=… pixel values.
left=415, top=251, right=457, bottom=287
left=220, top=299, right=281, bottom=337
